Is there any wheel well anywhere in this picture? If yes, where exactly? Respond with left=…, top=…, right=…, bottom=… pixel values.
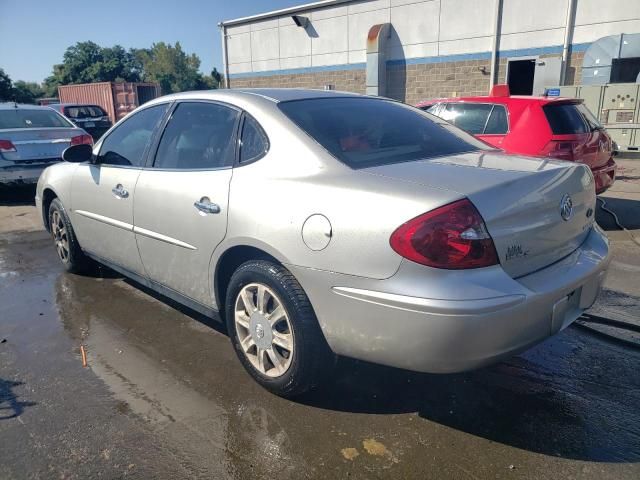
left=214, top=245, right=279, bottom=314
left=42, top=188, right=57, bottom=232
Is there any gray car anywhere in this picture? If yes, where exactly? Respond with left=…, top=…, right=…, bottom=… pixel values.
left=35, top=89, right=610, bottom=397
left=0, top=103, right=92, bottom=185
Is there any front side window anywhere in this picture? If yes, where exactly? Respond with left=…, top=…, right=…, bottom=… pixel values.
left=98, top=103, right=168, bottom=167
left=0, top=109, right=72, bottom=129
left=239, top=115, right=269, bottom=163
left=153, top=102, right=239, bottom=170
left=278, top=98, right=488, bottom=169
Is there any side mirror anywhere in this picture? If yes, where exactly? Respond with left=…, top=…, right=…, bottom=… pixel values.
left=62, top=144, right=93, bottom=163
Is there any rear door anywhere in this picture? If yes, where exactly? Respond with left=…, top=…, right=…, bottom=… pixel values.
left=133, top=101, right=241, bottom=306
left=440, top=103, right=508, bottom=148
left=70, top=103, right=170, bottom=275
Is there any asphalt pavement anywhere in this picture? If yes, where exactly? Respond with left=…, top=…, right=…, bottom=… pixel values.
left=1, top=161, right=639, bottom=479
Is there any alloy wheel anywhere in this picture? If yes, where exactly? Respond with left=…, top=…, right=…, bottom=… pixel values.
left=234, top=283, right=294, bottom=378
left=51, top=210, right=69, bottom=262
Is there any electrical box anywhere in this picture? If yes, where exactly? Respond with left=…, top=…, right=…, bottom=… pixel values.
left=600, top=84, right=638, bottom=125
left=578, top=85, right=604, bottom=120
left=558, top=86, right=578, bottom=98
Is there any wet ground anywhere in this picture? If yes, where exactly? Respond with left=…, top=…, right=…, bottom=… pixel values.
left=1, top=165, right=640, bottom=479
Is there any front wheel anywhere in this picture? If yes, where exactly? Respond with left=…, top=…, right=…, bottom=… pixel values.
left=225, top=260, right=334, bottom=397
left=48, top=198, right=93, bottom=274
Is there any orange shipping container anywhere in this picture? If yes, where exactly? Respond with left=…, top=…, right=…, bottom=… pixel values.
left=57, top=82, right=161, bottom=124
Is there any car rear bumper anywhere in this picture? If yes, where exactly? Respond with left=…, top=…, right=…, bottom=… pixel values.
left=288, top=226, right=610, bottom=373
left=593, top=158, right=616, bottom=194
left=0, top=163, right=58, bottom=185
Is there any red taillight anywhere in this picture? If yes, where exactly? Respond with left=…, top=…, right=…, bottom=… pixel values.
left=70, top=134, right=93, bottom=146
left=390, top=198, right=498, bottom=270
left=542, top=140, right=581, bottom=161
left=0, top=139, right=17, bottom=153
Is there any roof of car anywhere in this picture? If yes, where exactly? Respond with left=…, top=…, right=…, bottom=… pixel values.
left=152, top=88, right=364, bottom=105
left=0, top=102, right=58, bottom=111
left=48, top=103, right=103, bottom=108
left=419, top=95, right=581, bottom=106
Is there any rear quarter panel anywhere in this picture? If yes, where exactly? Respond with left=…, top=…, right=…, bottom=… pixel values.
left=502, top=102, right=552, bottom=156
left=216, top=100, right=461, bottom=280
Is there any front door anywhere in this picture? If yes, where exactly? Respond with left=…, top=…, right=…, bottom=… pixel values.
left=70, top=103, right=170, bottom=275
left=133, top=101, right=240, bottom=306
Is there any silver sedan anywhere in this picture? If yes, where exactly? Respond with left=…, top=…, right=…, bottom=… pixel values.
left=1, top=103, right=92, bottom=185
left=36, top=89, right=610, bottom=397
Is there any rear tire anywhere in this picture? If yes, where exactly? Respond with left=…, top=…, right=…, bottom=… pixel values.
left=225, top=260, right=334, bottom=397
left=48, top=198, right=93, bottom=274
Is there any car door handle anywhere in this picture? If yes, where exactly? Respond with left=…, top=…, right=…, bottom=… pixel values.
left=194, top=197, right=220, bottom=215
left=112, top=184, right=129, bottom=199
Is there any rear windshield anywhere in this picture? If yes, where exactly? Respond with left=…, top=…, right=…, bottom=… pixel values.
left=0, top=109, right=72, bottom=129
left=278, top=98, right=489, bottom=169
left=543, top=103, right=589, bottom=135
left=64, top=105, right=106, bottom=119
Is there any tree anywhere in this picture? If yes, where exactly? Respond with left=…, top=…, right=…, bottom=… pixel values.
left=42, top=40, right=217, bottom=97
left=44, top=41, right=141, bottom=91
left=11, top=81, right=44, bottom=104
left=135, top=42, right=204, bottom=94
left=0, top=68, right=12, bottom=101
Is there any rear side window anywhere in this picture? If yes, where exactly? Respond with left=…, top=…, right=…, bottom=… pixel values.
left=278, top=98, right=488, bottom=169
left=484, top=105, right=508, bottom=134
left=440, top=103, right=506, bottom=135
left=98, top=103, right=168, bottom=167
left=240, top=115, right=269, bottom=163
left=576, top=103, right=602, bottom=130
left=0, top=109, right=72, bottom=129
left=64, top=106, right=106, bottom=119
left=543, top=103, right=588, bottom=134
left=153, top=102, right=239, bottom=170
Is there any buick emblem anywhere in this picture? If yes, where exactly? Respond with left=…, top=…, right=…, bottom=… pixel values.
left=560, top=194, right=573, bottom=221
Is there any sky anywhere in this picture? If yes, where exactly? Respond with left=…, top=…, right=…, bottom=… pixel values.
left=0, top=0, right=303, bottom=83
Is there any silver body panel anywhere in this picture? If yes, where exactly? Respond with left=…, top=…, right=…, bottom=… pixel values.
left=0, top=104, right=87, bottom=185
left=36, top=89, right=611, bottom=373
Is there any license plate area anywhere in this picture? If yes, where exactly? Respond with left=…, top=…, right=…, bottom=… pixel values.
left=551, top=273, right=604, bottom=333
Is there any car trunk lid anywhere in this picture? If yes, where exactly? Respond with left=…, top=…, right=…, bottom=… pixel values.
left=0, top=128, right=79, bottom=162
left=363, top=151, right=596, bottom=278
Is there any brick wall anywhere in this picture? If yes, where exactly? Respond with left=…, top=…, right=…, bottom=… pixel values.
left=564, top=51, right=584, bottom=86
left=229, top=69, right=366, bottom=93
left=386, top=59, right=492, bottom=104
left=229, top=52, right=583, bottom=101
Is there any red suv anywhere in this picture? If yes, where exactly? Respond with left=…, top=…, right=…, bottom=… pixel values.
left=417, top=85, right=617, bottom=193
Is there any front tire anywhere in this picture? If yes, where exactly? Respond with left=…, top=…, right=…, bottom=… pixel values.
left=48, top=198, right=93, bottom=274
left=225, top=260, right=333, bottom=397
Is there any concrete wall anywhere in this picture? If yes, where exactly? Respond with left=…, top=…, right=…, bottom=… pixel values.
left=225, top=0, right=640, bottom=100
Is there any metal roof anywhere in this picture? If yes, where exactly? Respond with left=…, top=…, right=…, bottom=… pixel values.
left=0, top=103, right=55, bottom=110
left=219, top=0, right=354, bottom=27
left=146, top=88, right=362, bottom=105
